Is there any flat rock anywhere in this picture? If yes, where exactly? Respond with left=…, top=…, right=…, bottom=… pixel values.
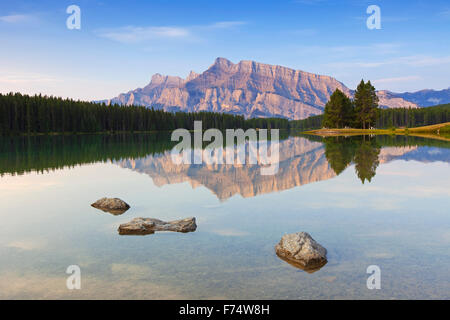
left=275, top=232, right=327, bottom=273
left=118, top=217, right=197, bottom=235
left=91, top=197, right=130, bottom=215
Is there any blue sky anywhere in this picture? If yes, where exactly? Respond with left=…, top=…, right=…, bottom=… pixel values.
left=0, top=0, right=449, bottom=100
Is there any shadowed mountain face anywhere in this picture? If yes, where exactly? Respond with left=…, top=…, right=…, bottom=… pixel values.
left=104, top=58, right=419, bottom=120
left=391, top=88, right=450, bottom=107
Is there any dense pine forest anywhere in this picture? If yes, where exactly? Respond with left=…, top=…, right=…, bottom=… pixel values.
left=0, top=93, right=290, bottom=135
left=0, top=92, right=449, bottom=135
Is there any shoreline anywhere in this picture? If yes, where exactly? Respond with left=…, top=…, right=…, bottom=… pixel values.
left=304, top=122, right=450, bottom=141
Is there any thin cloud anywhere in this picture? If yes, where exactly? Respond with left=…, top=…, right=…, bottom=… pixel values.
left=438, top=9, right=450, bottom=18
left=373, top=76, right=421, bottom=85
left=327, top=55, right=450, bottom=68
left=0, top=14, right=34, bottom=23
left=97, top=21, right=247, bottom=44
left=296, top=43, right=402, bottom=57
left=97, top=26, right=191, bottom=43
left=209, top=21, right=247, bottom=29
left=0, top=72, right=60, bottom=84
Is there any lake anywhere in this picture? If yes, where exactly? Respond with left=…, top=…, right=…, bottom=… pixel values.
left=0, top=133, right=449, bottom=299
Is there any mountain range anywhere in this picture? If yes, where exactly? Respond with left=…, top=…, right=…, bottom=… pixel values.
left=102, top=58, right=449, bottom=120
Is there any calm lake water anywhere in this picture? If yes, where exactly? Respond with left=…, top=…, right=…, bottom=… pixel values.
left=0, top=134, right=449, bottom=299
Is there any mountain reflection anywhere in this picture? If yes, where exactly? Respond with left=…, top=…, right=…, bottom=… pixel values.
left=117, top=137, right=335, bottom=200
left=117, top=135, right=447, bottom=200
left=1, top=134, right=449, bottom=200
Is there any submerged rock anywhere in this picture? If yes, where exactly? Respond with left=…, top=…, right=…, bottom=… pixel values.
left=275, top=232, right=327, bottom=273
left=118, top=217, right=197, bottom=235
left=91, top=197, right=130, bottom=215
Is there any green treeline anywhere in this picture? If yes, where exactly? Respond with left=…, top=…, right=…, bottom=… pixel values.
left=1, top=92, right=449, bottom=135
left=290, top=115, right=324, bottom=131
left=0, top=92, right=290, bottom=135
left=291, top=104, right=450, bottom=131
left=375, top=103, right=450, bottom=128
left=295, top=79, right=449, bottom=130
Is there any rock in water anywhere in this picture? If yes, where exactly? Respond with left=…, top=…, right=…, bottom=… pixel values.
left=118, top=217, right=197, bottom=235
left=275, top=232, right=327, bottom=273
left=91, top=197, right=130, bottom=215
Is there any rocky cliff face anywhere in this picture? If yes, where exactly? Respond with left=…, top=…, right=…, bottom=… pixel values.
left=104, top=57, right=420, bottom=120
left=376, top=90, right=419, bottom=109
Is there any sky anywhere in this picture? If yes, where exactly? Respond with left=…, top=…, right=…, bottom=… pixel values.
left=0, top=0, right=449, bottom=101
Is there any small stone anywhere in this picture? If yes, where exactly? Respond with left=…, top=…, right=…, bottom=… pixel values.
left=91, top=197, right=130, bottom=215
left=275, top=232, right=327, bottom=273
left=118, top=217, right=197, bottom=235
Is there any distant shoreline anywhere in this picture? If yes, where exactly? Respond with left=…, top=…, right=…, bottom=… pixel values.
left=304, top=122, right=450, bottom=142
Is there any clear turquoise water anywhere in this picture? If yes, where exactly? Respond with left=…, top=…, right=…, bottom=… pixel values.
left=0, top=135, right=449, bottom=299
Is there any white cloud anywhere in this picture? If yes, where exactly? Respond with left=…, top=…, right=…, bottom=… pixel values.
left=327, top=55, right=450, bottom=69
left=296, top=42, right=402, bottom=57
left=209, top=21, right=247, bottom=29
left=0, top=14, right=33, bottom=23
left=0, top=72, right=60, bottom=84
left=438, top=10, right=450, bottom=18
left=98, top=26, right=191, bottom=43
left=97, top=21, right=247, bottom=44
left=373, top=76, right=421, bottom=85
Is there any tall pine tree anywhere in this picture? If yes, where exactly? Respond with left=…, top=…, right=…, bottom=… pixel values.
left=322, top=89, right=354, bottom=128
left=354, top=80, right=379, bottom=129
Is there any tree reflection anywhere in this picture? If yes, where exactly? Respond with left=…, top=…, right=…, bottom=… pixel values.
left=323, top=137, right=356, bottom=175
left=353, top=137, right=380, bottom=184
left=324, top=135, right=381, bottom=183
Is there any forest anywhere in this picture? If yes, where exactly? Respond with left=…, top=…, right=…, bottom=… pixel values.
left=0, top=92, right=290, bottom=135
left=0, top=92, right=449, bottom=135
left=290, top=103, right=450, bottom=131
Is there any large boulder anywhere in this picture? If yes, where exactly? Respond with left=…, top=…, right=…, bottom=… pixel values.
left=118, top=217, right=197, bottom=235
left=91, top=197, right=130, bottom=215
left=275, top=232, right=327, bottom=273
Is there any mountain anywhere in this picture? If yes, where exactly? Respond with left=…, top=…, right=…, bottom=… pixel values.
left=103, top=57, right=421, bottom=120
left=388, top=88, right=450, bottom=107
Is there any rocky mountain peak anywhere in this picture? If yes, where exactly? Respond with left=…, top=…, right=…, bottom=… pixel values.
left=104, top=57, right=430, bottom=119
left=186, top=70, right=200, bottom=82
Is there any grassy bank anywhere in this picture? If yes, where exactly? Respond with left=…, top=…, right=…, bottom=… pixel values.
left=304, top=122, right=450, bottom=141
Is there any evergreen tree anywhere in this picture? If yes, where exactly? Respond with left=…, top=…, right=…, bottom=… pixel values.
left=354, top=80, right=379, bottom=129
left=322, top=89, right=354, bottom=128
